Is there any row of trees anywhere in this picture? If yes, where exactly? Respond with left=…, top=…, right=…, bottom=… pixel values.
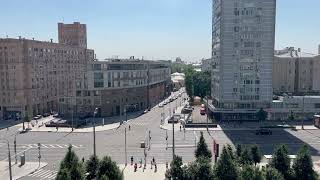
left=185, top=67, right=211, bottom=99
left=166, top=131, right=319, bottom=180
left=56, top=145, right=122, bottom=180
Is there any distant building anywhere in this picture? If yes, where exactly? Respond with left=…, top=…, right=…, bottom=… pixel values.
left=201, top=58, right=211, bottom=72
left=175, top=57, right=183, bottom=64
left=171, top=72, right=185, bottom=91
left=273, top=47, right=320, bottom=95
left=59, top=58, right=171, bottom=117
left=270, top=95, right=320, bottom=121
left=58, top=22, right=87, bottom=48
left=211, top=0, right=276, bottom=121
left=0, top=22, right=94, bottom=120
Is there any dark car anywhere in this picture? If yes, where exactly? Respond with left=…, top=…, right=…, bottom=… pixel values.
left=43, top=113, right=50, bottom=117
left=256, top=128, right=272, bottom=135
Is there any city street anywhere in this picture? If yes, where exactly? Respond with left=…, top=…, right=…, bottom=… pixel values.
left=0, top=91, right=320, bottom=179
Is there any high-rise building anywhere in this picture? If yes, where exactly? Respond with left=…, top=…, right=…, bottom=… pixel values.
left=58, top=22, right=87, bottom=48
left=0, top=23, right=94, bottom=120
left=211, top=0, right=276, bottom=121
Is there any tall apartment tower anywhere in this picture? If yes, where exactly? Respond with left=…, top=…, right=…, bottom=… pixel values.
left=211, top=0, right=276, bottom=121
left=58, top=22, right=87, bottom=48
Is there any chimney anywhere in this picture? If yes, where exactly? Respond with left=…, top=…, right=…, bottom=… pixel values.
left=50, top=39, right=53, bottom=43
left=18, top=36, right=21, bottom=40
left=32, top=38, right=34, bottom=40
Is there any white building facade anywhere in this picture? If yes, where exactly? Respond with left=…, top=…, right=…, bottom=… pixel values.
left=211, top=0, right=276, bottom=121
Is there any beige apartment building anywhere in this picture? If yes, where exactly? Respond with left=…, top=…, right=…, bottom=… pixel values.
left=273, top=47, right=320, bottom=95
left=0, top=22, right=94, bottom=120
left=59, top=58, right=171, bottom=118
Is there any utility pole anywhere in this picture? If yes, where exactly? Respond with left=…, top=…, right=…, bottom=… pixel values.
left=7, top=142, right=12, bottom=180
left=125, top=127, right=127, bottom=166
left=71, top=106, right=74, bottom=131
left=302, top=96, right=305, bottom=130
left=38, top=143, right=41, bottom=167
left=172, top=109, right=175, bottom=159
left=206, top=96, right=209, bottom=131
left=93, top=108, right=98, bottom=158
left=14, top=135, right=17, bottom=164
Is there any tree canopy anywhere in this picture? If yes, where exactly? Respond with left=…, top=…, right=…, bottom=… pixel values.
left=195, top=131, right=212, bottom=159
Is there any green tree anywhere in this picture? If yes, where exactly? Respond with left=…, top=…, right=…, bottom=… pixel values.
left=187, top=157, right=213, bottom=180
left=85, top=155, right=99, bottom=180
left=288, top=111, right=295, bottom=123
left=214, top=146, right=238, bottom=180
left=293, top=144, right=319, bottom=180
left=193, top=71, right=211, bottom=98
left=56, top=168, right=71, bottom=180
left=251, top=145, right=262, bottom=166
left=256, top=108, right=268, bottom=123
left=236, top=144, right=243, bottom=158
left=165, top=155, right=184, bottom=180
left=265, top=167, right=284, bottom=180
left=239, top=147, right=253, bottom=166
left=227, top=144, right=235, bottom=160
left=97, top=156, right=122, bottom=180
left=69, top=163, right=84, bottom=180
left=184, top=68, right=195, bottom=99
left=239, top=165, right=264, bottom=180
left=270, top=144, right=292, bottom=179
left=57, top=145, right=84, bottom=180
left=195, top=131, right=212, bottom=159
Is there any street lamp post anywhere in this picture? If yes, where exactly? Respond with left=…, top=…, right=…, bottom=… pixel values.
left=302, top=96, right=305, bottom=130
left=14, top=135, right=17, bottom=164
left=1, top=139, right=12, bottom=180
left=93, top=108, right=98, bottom=158
left=172, top=109, right=175, bottom=159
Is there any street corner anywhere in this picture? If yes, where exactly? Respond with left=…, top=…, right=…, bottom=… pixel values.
left=0, top=161, right=47, bottom=180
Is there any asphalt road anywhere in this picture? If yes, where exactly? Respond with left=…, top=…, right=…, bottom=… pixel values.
left=0, top=91, right=320, bottom=180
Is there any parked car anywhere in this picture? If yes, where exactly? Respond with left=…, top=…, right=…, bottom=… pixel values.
left=33, top=115, right=42, bottom=120
left=53, top=113, right=59, bottom=118
left=255, top=128, right=272, bottom=135
left=43, top=113, right=50, bottom=117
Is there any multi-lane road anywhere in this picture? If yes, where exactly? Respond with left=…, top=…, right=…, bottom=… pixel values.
left=0, top=91, right=320, bottom=180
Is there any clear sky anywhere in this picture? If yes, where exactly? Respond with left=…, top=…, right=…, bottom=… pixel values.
left=1, top=0, right=319, bottom=61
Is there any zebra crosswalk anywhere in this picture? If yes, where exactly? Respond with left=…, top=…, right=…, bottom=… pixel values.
left=27, top=168, right=58, bottom=179
left=19, top=144, right=83, bottom=149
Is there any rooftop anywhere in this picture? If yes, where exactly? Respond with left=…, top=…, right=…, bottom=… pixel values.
left=275, top=47, right=318, bottom=58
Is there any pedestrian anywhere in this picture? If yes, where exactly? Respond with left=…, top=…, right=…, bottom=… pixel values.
left=152, top=157, right=155, bottom=164
left=129, top=125, right=131, bottom=131
left=150, top=160, right=153, bottom=169
left=166, top=162, right=168, bottom=169
left=180, top=125, right=182, bottom=131
left=134, top=163, right=137, bottom=172
left=154, top=162, right=157, bottom=172
left=82, top=157, right=85, bottom=163
left=131, top=156, right=134, bottom=165
left=139, top=158, right=142, bottom=168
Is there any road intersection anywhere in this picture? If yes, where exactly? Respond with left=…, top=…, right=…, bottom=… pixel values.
left=0, top=91, right=319, bottom=179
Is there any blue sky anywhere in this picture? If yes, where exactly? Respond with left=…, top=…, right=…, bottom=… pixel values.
left=1, top=0, right=319, bottom=61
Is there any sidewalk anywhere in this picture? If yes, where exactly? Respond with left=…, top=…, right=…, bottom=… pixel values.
left=20, top=122, right=120, bottom=133
left=120, top=164, right=167, bottom=180
left=0, top=161, right=47, bottom=180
